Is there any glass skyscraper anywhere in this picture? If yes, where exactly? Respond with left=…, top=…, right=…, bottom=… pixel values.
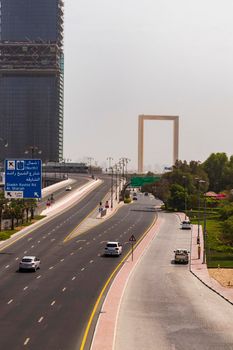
left=0, top=0, right=64, bottom=162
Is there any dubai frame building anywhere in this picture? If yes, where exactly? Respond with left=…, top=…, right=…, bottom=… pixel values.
left=138, top=115, right=179, bottom=173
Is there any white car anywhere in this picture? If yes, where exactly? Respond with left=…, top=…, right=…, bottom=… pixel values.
left=181, top=220, right=191, bottom=230
left=19, top=256, right=40, bottom=272
left=65, top=185, right=72, bottom=191
left=104, top=241, right=122, bottom=256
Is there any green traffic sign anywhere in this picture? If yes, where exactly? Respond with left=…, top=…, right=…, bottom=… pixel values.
left=130, top=176, right=161, bottom=187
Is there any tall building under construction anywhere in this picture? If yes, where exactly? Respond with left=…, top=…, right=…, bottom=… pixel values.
left=0, top=0, right=64, bottom=162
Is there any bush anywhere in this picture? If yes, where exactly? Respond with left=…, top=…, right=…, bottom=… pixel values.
left=221, top=215, right=233, bottom=245
left=124, top=197, right=131, bottom=204
left=219, top=205, right=233, bottom=220
left=0, top=231, right=13, bottom=241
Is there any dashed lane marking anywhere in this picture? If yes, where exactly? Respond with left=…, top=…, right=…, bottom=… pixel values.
left=23, top=286, right=28, bottom=291
left=90, top=260, right=94, bottom=264
left=36, top=275, right=41, bottom=279
left=49, top=266, right=54, bottom=270
left=24, top=338, right=30, bottom=346
left=62, top=287, right=66, bottom=292
left=81, top=268, right=85, bottom=272
left=72, top=276, right=76, bottom=281
left=7, top=299, right=13, bottom=304
left=38, top=317, right=44, bottom=323
left=60, top=258, right=64, bottom=262
left=15, top=257, right=19, bottom=260
left=5, top=265, right=9, bottom=268
left=51, top=300, right=56, bottom=306
left=70, top=252, right=74, bottom=255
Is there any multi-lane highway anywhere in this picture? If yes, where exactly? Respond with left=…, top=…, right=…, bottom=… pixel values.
left=0, top=183, right=157, bottom=349
left=115, top=212, right=233, bottom=350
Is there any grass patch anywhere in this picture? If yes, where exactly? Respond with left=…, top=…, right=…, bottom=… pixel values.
left=0, top=215, right=46, bottom=241
left=187, top=209, right=233, bottom=267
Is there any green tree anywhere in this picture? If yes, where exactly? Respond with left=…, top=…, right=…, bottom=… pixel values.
left=167, top=184, right=185, bottom=211
left=203, top=153, right=228, bottom=192
left=0, top=192, right=8, bottom=231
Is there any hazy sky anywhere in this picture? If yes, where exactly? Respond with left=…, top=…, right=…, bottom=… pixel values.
left=64, top=0, right=233, bottom=171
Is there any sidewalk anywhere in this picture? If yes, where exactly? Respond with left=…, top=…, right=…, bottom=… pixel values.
left=190, top=219, right=233, bottom=305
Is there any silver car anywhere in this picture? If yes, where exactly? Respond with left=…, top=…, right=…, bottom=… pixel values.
left=19, top=256, right=40, bottom=272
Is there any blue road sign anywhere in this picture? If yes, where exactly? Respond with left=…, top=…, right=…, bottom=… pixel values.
left=5, top=159, right=42, bottom=199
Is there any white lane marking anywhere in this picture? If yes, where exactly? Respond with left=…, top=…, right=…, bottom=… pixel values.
left=81, top=268, right=85, bottom=271
left=79, top=247, right=83, bottom=250
left=7, top=299, right=13, bottom=304
left=36, top=275, right=41, bottom=279
left=49, top=266, right=54, bottom=270
left=24, top=251, right=27, bottom=254
left=70, top=252, right=74, bottom=255
left=62, top=287, right=66, bottom=292
left=15, top=257, right=19, bottom=261
left=38, top=316, right=44, bottom=323
left=60, top=258, right=64, bottom=262
left=28, top=238, right=32, bottom=241
left=5, top=265, right=9, bottom=268
left=51, top=300, right=56, bottom=306
left=23, top=286, right=28, bottom=291
left=38, top=240, right=41, bottom=243
left=98, top=253, right=101, bottom=257
left=93, top=238, right=96, bottom=241
left=48, top=232, right=51, bottom=235
left=72, top=276, right=76, bottom=281
left=24, top=338, right=30, bottom=345
left=31, top=245, right=34, bottom=248
left=43, top=236, right=46, bottom=239
left=86, top=242, right=90, bottom=245
left=90, top=260, right=94, bottom=264
left=51, top=238, right=55, bottom=242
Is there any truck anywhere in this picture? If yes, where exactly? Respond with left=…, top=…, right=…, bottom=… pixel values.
left=104, top=241, right=122, bottom=256
left=174, top=249, right=189, bottom=264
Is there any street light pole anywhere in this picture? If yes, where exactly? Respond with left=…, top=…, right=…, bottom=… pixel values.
left=202, top=194, right=207, bottom=264
left=183, top=175, right=187, bottom=219
left=107, top=157, right=113, bottom=170
left=87, top=157, right=94, bottom=175
left=114, top=164, right=118, bottom=201
left=196, top=179, right=205, bottom=244
left=110, top=166, right=114, bottom=209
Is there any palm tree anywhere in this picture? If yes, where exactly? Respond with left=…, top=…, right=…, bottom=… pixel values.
left=0, top=192, right=8, bottom=231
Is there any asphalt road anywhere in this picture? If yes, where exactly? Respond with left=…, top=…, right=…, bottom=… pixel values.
left=0, top=190, right=157, bottom=349
left=36, top=174, right=90, bottom=213
left=115, top=211, right=233, bottom=350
